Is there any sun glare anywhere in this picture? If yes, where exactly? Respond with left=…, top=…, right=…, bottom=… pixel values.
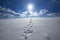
left=27, top=4, right=33, bottom=10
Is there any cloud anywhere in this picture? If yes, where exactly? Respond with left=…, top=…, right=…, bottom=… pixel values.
left=20, top=11, right=38, bottom=17
left=38, top=9, right=48, bottom=16
left=39, top=9, right=48, bottom=14
left=38, top=9, right=60, bottom=17
left=20, top=9, right=53, bottom=17
left=0, top=6, right=20, bottom=18
left=0, top=7, right=60, bottom=19
left=54, top=13, right=60, bottom=17
left=46, top=13, right=56, bottom=16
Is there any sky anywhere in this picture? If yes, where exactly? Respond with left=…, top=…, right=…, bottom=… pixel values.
left=0, top=0, right=60, bottom=18
left=0, top=0, right=60, bottom=13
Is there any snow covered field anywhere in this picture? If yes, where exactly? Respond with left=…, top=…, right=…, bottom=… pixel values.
left=0, top=17, right=60, bottom=40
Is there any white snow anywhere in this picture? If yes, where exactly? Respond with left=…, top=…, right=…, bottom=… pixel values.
left=0, top=17, right=60, bottom=40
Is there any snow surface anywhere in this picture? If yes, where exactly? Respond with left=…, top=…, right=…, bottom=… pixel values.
left=0, top=17, right=60, bottom=40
